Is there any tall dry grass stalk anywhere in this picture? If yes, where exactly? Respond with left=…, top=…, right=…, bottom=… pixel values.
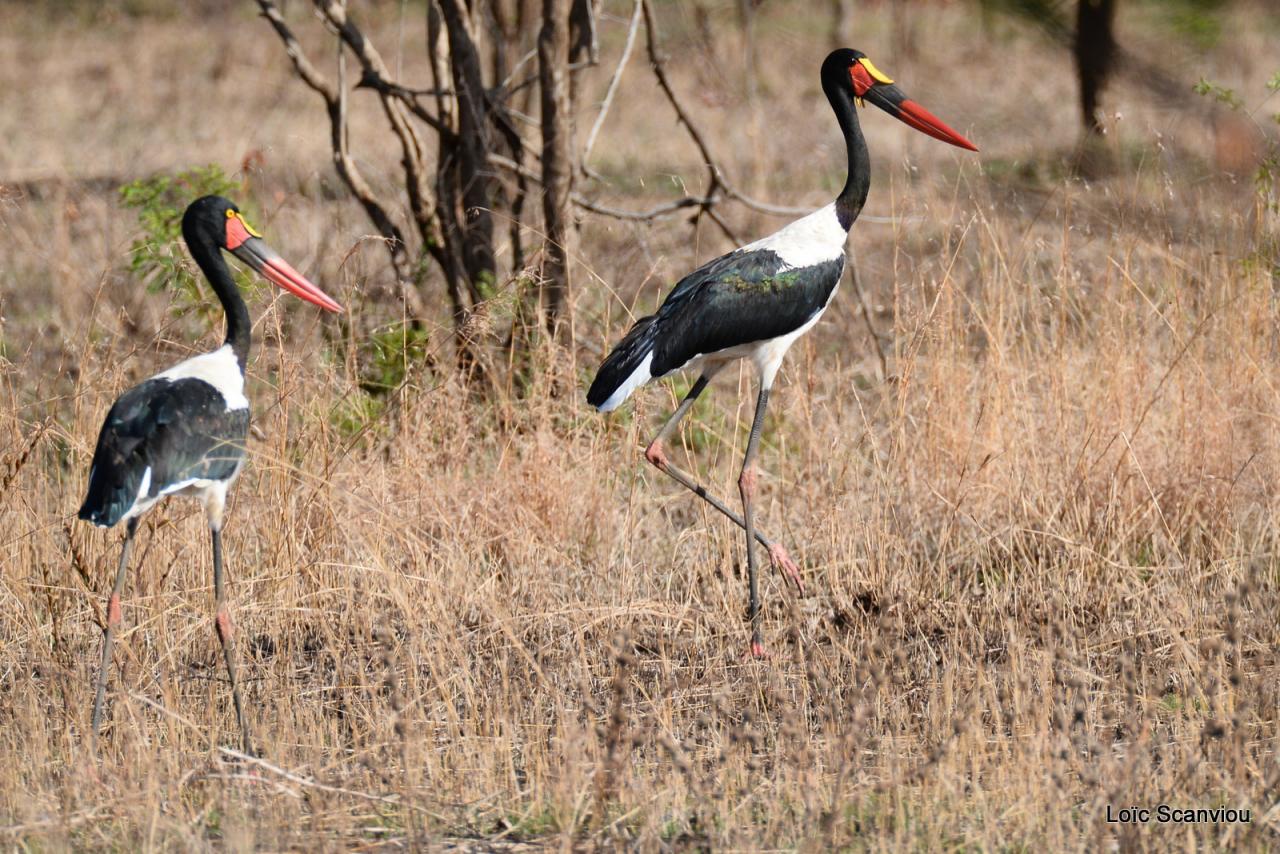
left=2, top=1, right=1279, bottom=849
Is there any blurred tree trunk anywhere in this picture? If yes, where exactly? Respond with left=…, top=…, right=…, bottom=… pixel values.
left=539, top=0, right=574, bottom=332
left=567, top=0, right=598, bottom=146
left=1075, top=0, right=1117, bottom=134
left=737, top=0, right=759, bottom=100
left=486, top=0, right=530, bottom=273
left=977, top=0, right=1128, bottom=136
left=438, top=0, right=498, bottom=301
left=891, top=0, right=917, bottom=59
left=829, top=0, right=854, bottom=49
left=569, top=0, right=598, bottom=66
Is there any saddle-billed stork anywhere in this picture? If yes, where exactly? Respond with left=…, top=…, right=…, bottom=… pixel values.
left=80, top=195, right=342, bottom=751
left=587, top=49, right=977, bottom=657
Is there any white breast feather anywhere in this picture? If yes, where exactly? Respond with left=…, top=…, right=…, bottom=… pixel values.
left=743, top=203, right=847, bottom=269
left=155, top=344, right=248, bottom=410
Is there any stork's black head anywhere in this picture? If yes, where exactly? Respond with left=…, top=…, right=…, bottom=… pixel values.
left=179, top=195, right=342, bottom=313
left=820, top=48, right=866, bottom=93
left=821, top=49, right=978, bottom=152
left=181, top=195, right=243, bottom=251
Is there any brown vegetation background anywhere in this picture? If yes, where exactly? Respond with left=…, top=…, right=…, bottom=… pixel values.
left=1, top=0, right=1279, bottom=849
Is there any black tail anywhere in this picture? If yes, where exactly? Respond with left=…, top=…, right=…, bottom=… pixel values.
left=587, top=315, right=660, bottom=411
left=79, top=469, right=136, bottom=529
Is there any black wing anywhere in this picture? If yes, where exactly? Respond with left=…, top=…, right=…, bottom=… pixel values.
left=649, top=248, right=844, bottom=376
left=79, top=378, right=250, bottom=528
left=588, top=248, right=844, bottom=407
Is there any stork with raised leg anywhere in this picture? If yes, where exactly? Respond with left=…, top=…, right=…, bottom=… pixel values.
left=587, top=49, right=977, bottom=657
left=79, top=195, right=342, bottom=751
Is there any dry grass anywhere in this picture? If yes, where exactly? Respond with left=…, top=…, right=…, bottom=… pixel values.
left=2, top=0, right=1280, bottom=849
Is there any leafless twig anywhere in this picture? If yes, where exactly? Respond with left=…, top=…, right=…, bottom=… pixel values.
left=256, top=0, right=418, bottom=305
left=219, top=748, right=449, bottom=821
left=573, top=191, right=719, bottom=221
left=581, top=0, right=642, bottom=176
left=639, top=0, right=811, bottom=218
left=316, top=0, right=435, bottom=246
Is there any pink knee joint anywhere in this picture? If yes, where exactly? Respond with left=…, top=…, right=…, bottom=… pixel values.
left=215, top=609, right=234, bottom=643
left=645, top=440, right=668, bottom=469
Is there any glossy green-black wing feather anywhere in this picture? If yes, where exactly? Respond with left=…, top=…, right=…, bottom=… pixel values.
left=588, top=247, right=844, bottom=409
left=649, top=249, right=844, bottom=376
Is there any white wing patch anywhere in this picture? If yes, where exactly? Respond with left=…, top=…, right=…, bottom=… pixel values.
left=743, top=203, right=847, bottom=269
left=157, top=476, right=211, bottom=498
left=597, top=351, right=654, bottom=413
left=118, top=463, right=245, bottom=526
left=155, top=344, right=248, bottom=411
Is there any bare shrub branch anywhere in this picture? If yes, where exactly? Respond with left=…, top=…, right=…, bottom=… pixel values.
left=256, top=0, right=419, bottom=309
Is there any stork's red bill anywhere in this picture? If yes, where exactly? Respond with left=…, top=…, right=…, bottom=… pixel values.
left=224, top=209, right=343, bottom=313
left=850, top=55, right=978, bottom=152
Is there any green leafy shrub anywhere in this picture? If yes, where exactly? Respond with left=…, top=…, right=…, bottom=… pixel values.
left=1167, top=0, right=1226, bottom=50
left=361, top=322, right=432, bottom=397
left=326, top=322, right=434, bottom=441
left=1192, top=77, right=1244, bottom=110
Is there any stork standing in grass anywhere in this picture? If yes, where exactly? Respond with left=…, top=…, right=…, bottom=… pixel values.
left=80, top=195, right=342, bottom=751
left=587, top=49, right=977, bottom=657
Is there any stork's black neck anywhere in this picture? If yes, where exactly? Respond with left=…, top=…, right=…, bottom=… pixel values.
left=188, top=237, right=250, bottom=368
left=825, top=76, right=871, bottom=232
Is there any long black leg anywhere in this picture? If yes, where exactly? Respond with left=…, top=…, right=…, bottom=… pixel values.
left=91, top=517, right=138, bottom=745
left=212, top=524, right=253, bottom=754
left=740, top=385, right=771, bottom=657
left=644, top=374, right=803, bottom=593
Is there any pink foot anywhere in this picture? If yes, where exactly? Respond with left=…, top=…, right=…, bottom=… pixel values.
left=768, top=543, right=805, bottom=594
left=748, top=638, right=770, bottom=659
left=644, top=440, right=668, bottom=470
